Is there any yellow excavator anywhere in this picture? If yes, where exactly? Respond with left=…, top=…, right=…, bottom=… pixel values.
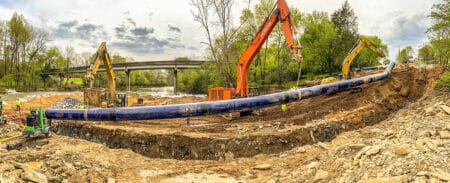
left=321, top=36, right=386, bottom=84
left=84, top=42, right=127, bottom=108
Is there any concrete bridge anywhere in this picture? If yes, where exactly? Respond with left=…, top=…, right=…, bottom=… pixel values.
left=43, top=60, right=206, bottom=94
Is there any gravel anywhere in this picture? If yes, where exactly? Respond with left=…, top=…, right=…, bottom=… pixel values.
left=51, top=97, right=83, bottom=109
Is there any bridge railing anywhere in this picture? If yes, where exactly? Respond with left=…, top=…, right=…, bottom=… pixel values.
left=42, top=60, right=206, bottom=75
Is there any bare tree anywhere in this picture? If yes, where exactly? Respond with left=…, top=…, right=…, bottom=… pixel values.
left=191, top=0, right=242, bottom=87
left=27, top=28, right=49, bottom=62
left=212, top=0, right=235, bottom=87
left=191, top=0, right=221, bottom=75
left=24, top=28, right=49, bottom=89
left=81, top=51, right=93, bottom=66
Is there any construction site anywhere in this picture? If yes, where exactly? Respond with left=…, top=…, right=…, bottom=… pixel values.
left=0, top=0, right=450, bottom=183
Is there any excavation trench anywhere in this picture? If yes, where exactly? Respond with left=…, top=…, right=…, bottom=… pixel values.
left=53, top=65, right=443, bottom=160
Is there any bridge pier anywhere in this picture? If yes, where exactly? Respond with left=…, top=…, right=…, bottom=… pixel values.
left=125, top=69, right=131, bottom=92
left=173, top=68, right=178, bottom=95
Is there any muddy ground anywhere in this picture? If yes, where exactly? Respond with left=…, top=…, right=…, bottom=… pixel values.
left=0, top=64, right=449, bottom=183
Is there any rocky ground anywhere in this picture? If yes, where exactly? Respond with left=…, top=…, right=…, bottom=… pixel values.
left=0, top=91, right=448, bottom=183
left=0, top=65, right=449, bottom=183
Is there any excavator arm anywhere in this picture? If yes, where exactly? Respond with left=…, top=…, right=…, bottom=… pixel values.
left=341, top=36, right=385, bottom=80
left=85, top=42, right=116, bottom=104
left=236, top=0, right=302, bottom=97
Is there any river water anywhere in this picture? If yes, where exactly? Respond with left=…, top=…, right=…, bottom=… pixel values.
left=0, top=87, right=205, bottom=105
left=133, top=86, right=206, bottom=98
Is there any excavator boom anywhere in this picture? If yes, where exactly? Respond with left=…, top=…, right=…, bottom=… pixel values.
left=235, top=0, right=302, bottom=97
left=208, top=0, right=302, bottom=101
left=84, top=42, right=116, bottom=106
left=341, top=36, right=385, bottom=79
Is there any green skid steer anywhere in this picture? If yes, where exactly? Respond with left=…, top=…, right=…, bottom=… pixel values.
left=6, top=107, right=52, bottom=150
left=22, top=107, right=52, bottom=138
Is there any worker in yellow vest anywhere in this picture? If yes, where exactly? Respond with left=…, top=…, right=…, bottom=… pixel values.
left=79, top=104, right=85, bottom=109
left=15, top=98, right=21, bottom=113
left=281, top=103, right=287, bottom=112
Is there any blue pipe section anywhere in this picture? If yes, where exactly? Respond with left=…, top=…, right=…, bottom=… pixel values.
left=45, top=62, right=396, bottom=121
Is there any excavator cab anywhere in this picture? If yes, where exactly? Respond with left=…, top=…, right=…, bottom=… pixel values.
left=115, top=93, right=128, bottom=107
left=208, top=87, right=235, bottom=101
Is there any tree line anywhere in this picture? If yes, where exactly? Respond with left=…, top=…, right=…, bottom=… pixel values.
left=416, top=0, right=449, bottom=65
left=181, top=0, right=449, bottom=94
left=1, top=0, right=447, bottom=93
left=0, top=13, right=171, bottom=91
left=181, top=0, right=389, bottom=94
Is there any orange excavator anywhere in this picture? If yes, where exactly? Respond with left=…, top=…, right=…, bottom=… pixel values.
left=208, top=0, right=302, bottom=101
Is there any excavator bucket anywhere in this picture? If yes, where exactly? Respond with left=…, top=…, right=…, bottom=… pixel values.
left=84, top=88, right=107, bottom=107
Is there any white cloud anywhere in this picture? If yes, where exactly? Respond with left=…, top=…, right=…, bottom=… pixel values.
left=0, top=0, right=440, bottom=61
left=286, top=0, right=438, bottom=60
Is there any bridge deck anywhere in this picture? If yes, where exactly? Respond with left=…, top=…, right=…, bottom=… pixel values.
left=44, top=60, right=206, bottom=74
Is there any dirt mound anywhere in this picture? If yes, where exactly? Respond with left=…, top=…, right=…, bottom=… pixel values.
left=2, top=93, right=83, bottom=122
left=52, top=65, right=445, bottom=160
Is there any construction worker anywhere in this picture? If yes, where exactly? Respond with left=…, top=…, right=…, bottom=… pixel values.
left=79, top=103, right=85, bottom=109
left=15, top=98, right=21, bottom=113
left=281, top=103, right=287, bottom=112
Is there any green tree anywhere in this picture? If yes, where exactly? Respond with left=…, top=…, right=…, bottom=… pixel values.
left=112, top=54, right=126, bottom=64
left=300, top=11, right=338, bottom=75
left=111, top=54, right=127, bottom=88
left=249, top=0, right=274, bottom=87
left=353, top=35, right=388, bottom=67
left=396, top=46, right=414, bottom=63
left=8, top=13, right=32, bottom=88
left=331, top=0, right=359, bottom=65
left=0, top=21, right=8, bottom=78
left=428, top=0, right=450, bottom=65
left=42, top=47, right=65, bottom=88
left=235, top=0, right=303, bottom=88
left=418, top=44, right=436, bottom=64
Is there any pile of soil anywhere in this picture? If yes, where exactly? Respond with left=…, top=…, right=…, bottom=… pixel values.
left=1, top=93, right=83, bottom=122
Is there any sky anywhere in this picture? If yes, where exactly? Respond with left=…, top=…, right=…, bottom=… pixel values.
left=0, top=0, right=441, bottom=61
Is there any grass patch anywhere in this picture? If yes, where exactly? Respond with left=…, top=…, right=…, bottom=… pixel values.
left=64, top=78, right=84, bottom=85
left=435, top=70, right=450, bottom=89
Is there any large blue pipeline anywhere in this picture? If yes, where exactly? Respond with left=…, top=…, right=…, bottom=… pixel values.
left=45, top=62, right=396, bottom=121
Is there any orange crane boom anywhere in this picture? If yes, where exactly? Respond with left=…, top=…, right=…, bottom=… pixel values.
left=209, top=0, right=302, bottom=101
